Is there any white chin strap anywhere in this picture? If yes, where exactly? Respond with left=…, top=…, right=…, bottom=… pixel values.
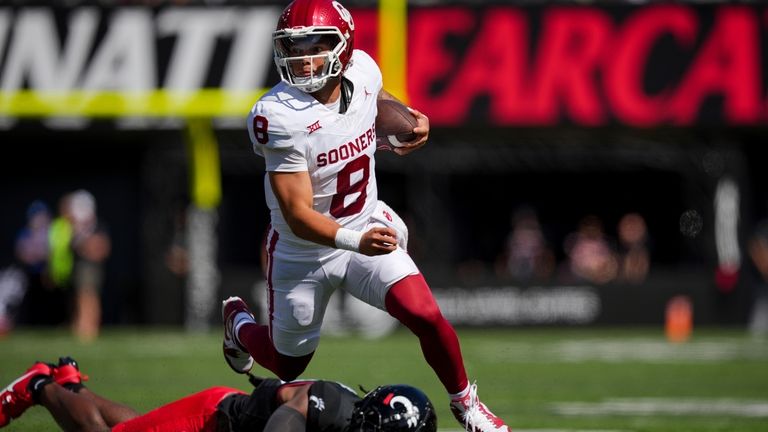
left=294, top=75, right=330, bottom=93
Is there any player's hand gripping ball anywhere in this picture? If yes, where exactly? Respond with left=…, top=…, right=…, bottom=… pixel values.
left=375, top=99, right=418, bottom=151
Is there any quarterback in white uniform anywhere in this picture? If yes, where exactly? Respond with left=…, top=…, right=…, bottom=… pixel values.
left=248, top=48, right=418, bottom=350
left=224, top=1, right=510, bottom=431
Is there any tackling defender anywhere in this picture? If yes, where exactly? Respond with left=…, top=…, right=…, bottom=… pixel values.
left=224, top=0, right=509, bottom=431
left=0, top=357, right=436, bottom=431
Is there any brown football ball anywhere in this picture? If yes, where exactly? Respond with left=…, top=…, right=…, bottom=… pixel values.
left=375, top=99, right=417, bottom=149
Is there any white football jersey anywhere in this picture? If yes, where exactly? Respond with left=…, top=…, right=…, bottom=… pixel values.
left=248, top=49, right=382, bottom=257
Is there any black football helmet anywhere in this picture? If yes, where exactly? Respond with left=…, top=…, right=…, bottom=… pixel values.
left=347, top=385, right=437, bottom=431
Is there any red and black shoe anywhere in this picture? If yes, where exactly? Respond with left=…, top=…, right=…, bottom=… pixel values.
left=0, top=362, right=54, bottom=428
left=52, top=357, right=89, bottom=388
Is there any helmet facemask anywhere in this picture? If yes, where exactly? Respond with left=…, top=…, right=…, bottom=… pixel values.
left=273, top=27, right=347, bottom=93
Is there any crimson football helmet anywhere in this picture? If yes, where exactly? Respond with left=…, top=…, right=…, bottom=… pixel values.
left=347, top=385, right=437, bottom=431
left=273, top=0, right=356, bottom=93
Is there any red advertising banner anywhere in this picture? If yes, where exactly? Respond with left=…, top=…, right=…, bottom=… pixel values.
left=0, top=4, right=764, bottom=126
left=392, top=4, right=767, bottom=127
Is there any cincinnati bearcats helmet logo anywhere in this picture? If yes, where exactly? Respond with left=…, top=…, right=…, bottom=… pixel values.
left=388, top=394, right=420, bottom=428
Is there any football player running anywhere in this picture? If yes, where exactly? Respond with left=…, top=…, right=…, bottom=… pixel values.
left=0, top=357, right=436, bottom=431
left=226, top=0, right=510, bottom=431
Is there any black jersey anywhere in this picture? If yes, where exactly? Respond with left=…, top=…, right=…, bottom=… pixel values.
left=306, top=380, right=361, bottom=431
left=217, top=378, right=361, bottom=432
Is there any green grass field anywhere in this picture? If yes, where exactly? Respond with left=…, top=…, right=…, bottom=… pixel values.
left=2, top=327, right=768, bottom=431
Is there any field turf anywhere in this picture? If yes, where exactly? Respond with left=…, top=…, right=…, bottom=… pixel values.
left=2, top=327, right=768, bottom=431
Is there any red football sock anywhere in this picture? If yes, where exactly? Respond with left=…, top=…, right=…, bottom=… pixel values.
left=385, top=273, right=469, bottom=394
left=237, top=323, right=313, bottom=382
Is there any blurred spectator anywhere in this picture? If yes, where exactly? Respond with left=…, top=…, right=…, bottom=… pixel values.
left=13, top=202, right=53, bottom=327
left=165, top=204, right=190, bottom=278
left=48, top=190, right=112, bottom=342
left=15, top=200, right=52, bottom=278
left=49, top=195, right=76, bottom=291
left=68, top=190, right=111, bottom=342
left=561, top=215, right=618, bottom=285
left=495, top=206, right=555, bottom=284
left=0, top=266, right=26, bottom=336
left=16, top=200, right=69, bottom=326
left=748, top=220, right=768, bottom=337
left=616, top=212, right=650, bottom=284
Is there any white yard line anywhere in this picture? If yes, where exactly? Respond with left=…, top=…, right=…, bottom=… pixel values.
left=441, top=429, right=630, bottom=432
left=554, top=339, right=768, bottom=362
left=552, top=398, right=768, bottom=417
left=478, top=338, right=768, bottom=363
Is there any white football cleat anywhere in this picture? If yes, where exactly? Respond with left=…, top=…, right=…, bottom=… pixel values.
left=222, top=296, right=255, bottom=374
left=450, top=382, right=510, bottom=432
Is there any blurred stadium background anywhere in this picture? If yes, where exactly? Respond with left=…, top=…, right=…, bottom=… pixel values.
left=2, top=0, right=768, bottom=430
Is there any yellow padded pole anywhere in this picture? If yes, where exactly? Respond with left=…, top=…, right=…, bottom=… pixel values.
left=186, top=118, right=222, bottom=209
left=378, top=0, right=408, bottom=103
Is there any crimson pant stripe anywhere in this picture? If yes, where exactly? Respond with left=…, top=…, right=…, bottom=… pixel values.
left=266, top=226, right=279, bottom=341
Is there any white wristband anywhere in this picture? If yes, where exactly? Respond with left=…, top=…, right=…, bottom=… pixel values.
left=335, top=228, right=363, bottom=252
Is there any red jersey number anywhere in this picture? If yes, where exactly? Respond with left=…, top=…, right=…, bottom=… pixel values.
left=253, top=115, right=269, bottom=144
left=330, top=155, right=369, bottom=218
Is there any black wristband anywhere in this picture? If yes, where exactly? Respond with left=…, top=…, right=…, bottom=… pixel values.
left=29, top=375, right=54, bottom=404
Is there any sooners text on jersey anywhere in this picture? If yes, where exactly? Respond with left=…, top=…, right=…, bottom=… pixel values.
left=248, top=49, right=383, bottom=257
